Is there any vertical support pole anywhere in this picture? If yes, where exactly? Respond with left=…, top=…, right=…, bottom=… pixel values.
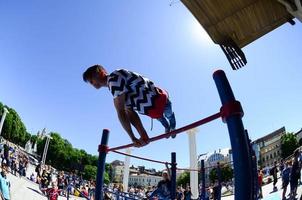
left=217, top=163, right=222, bottom=200
left=200, top=159, right=206, bottom=200
left=171, top=152, right=177, bottom=200
left=187, top=128, right=199, bottom=199
left=213, top=70, right=253, bottom=200
left=123, top=148, right=131, bottom=192
left=95, top=129, right=110, bottom=200
left=67, top=185, right=70, bottom=200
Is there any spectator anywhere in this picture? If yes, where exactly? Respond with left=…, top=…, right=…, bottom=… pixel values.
left=0, top=169, right=11, bottom=200
left=184, top=186, right=192, bottom=200
left=281, top=161, right=291, bottom=200
left=257, top=169, right=263, bottom=199
left=270, top=161, right=278, bottom=191
left=290, top=150, right=301, bottom=199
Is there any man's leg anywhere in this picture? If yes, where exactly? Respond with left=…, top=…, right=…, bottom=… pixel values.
left=161, top=99, right=176, bottom=138
left=164, top=99, right=176, bottom=130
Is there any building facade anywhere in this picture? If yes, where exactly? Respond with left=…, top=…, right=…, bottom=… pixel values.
left=128, top=174, right=162, bottom=187
left=111, top=160, right=124, bottom=183
left=199, top=148, right=233, bottom=185
left=252, top=127, right=285, bottom=168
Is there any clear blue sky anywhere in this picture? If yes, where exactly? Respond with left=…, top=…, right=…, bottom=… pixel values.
left=0, top=1, right=301, bottom=170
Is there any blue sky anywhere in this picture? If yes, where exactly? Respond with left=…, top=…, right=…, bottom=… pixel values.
left=0, top=1, right=301, bottom=170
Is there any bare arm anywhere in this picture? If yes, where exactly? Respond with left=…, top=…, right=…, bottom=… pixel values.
left=125, top=109, right=149, bottom=139
left=113, top=94, right=137, bottom=141
left=165, top=163, right=171, bottom=180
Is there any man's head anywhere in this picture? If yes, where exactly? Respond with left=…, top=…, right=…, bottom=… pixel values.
left=83, top=64, right=108, bottom=89
left=162, top=171, right=169, bottom=180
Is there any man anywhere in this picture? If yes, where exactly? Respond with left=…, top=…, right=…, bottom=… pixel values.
left=0, top=169, right=10, bottom=200
left=290, top=150, right=301, bottom=199
left=270, top=161, right=278, bottom=191
left=83, top=65, right=176, bottom=146
left=281, top=161, right=291, bottom=200
left=150, top=171, right=172, bottom=199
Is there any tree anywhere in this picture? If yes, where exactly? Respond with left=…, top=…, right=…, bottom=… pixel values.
left=83, top=165, right=97, bottom=180
left=281, top=133, right=299, bottom=159
left=209, top=165, right=233, bottom=183
left=177, top=171, right=190, bottom=186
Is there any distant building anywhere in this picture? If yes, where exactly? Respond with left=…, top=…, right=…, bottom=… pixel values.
left=111, top=160, right=124, bottom=183
left=252, top=127, right=285, bottom=168
left=111, top=161, right=163, bottom=185
left=199, top=148, right=233, bottom=185
left=295, top=128, right=302, bottom=145
left=129, top=173, right=162, bottom=187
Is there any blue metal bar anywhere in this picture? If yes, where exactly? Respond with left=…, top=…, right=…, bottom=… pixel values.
left=104, top=189, right=140, bottom=200
left=171, top=152, right=177, bottom=199
left=200, top=159, right=206, bottom=200
left=217, top=163, right=222, bottom=200
left=95, top=129, right=110, bottom=200
left=213, top=70, right=253, bottom=200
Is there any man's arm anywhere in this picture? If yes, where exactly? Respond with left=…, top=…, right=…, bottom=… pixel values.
left=113, top=94, right=137, bottom=141
left=125, top=109, right=149, bottom=139
left=165, top=163, right=171, bottom=180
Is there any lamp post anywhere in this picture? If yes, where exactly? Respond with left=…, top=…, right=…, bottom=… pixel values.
left=0, top=107, right=9, bottom=136
left=41, top=134, right=52, bottom=165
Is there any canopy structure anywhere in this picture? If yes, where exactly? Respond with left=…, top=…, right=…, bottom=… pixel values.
left=181, top=0, right=294, bottom=70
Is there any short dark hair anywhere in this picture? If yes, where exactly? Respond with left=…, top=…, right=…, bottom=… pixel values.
left=82, top=64, right=106, bottom=82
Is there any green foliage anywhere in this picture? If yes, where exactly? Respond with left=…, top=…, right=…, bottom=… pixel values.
left=0, top=103, right=28, bottom=147
left=83, top=165, right=97, bottom=180
left=0, top=101, right=106, bottom=181
left=177, top=171, right=190, bottom=186
left=209, top=165, right=233, bottom=183
left=281, top=133, right=299, bottom=159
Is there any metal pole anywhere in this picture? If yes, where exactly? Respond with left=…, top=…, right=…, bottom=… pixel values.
left=213, top=70, right=252, bottom=200
left=95, top=129, right=110, bottom=200
left=217, top=163, right=222, bottom=200
left=0, top=107, right=9, bottom=136
left=200, top=159, right=206, bottom=200
left=171, top=152, right=177, bottom=199
left=123, top=148, right=131, bottom=192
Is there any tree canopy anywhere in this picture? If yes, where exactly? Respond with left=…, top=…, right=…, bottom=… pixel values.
left=281, top=133, right=299, bottom=159
left=0, top=101, right=109, bottom=180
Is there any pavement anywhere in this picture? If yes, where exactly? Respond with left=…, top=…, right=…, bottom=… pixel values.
left=8, top=165, right=86, bottom=200
left=222, top=178, right=302, bottom=200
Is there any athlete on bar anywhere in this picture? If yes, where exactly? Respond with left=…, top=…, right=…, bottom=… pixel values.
left=83, top=64, right=176, bottom=147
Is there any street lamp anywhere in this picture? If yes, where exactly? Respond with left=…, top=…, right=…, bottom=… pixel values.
left=0, top=107, right=9, bottom=137
left=41, top=134, right=52, bottom=165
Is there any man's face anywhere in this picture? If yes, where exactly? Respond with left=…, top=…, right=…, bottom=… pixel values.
left=162, top=173, right=168, bottom=180
left=89, top=76, right=106, bottom=89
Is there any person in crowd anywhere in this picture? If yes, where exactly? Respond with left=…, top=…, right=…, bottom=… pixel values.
left=83, top=65, right=177, bottom=147
left=57, top=171, right=65, bottom=196
left=176, top=186, right=183, bottom=200
left=150, top=170, right=171, bottom=199
left=271, top=161, right=278, bottom=191
left=281, top=160, right=291, bottom=200
left=257, top=169, right=263, bottom=199
left=184, top=185, right=192, bottom=200
left=290, top=150, right=301, bottom=199
left=0, top=168, right=10, bottom=200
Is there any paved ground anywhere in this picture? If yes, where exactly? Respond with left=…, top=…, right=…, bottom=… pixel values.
left=8, top=165, right=86, bottom=200
left=222, top=178, right=302, bottom=200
